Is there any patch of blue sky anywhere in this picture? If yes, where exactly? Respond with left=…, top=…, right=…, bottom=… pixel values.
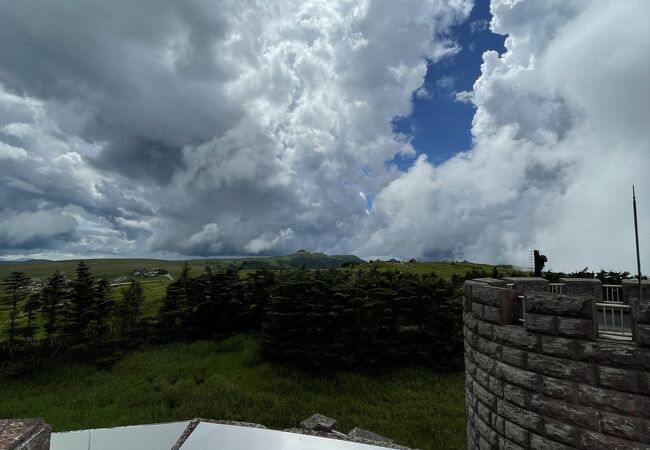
left=389, top=1, right=506, bottom=171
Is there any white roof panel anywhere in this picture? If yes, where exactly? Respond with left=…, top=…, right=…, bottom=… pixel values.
left=50, top=421, right=191, bottom=450
left=179, top=423, right=390, bottom=450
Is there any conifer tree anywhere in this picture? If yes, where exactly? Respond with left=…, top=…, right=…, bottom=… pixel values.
left=117, top=280, right=144, bottom=332
left=21, top=292, right=42, bottom=341
left=41, top=270, right=67, bottom=338
left=63, top=261, right=94, bottom=338
left=1, top=271, right=30, bottom=346
left=158, top=262, right=192, bottom=332
left=92, top=277, right=114, bottom=337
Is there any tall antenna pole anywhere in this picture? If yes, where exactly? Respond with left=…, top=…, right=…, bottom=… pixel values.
left=633, top=185, right=642, bottom=302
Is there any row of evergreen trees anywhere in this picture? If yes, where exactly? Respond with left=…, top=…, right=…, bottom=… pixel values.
left=543, top=268, right=646, bottom=284
left=1, top=262, right=144, bottom=348
left=2, top=261, right=473, bottom=371
left=156, top=266, right=466, bottom=370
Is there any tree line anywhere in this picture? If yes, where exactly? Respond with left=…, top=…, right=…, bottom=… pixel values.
left=1, top=262, right=145, bottom=351
left=2, top=261, right=485, bottom=372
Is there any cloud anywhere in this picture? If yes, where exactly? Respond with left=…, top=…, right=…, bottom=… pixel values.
left=0, top=209, right=78, bottom=248
left=0, top=0, right=472, bottom=258
left=244, top=228, right=295, bottom=254
left=470, top=19, right=488, bottom=34
left=0, top=0, right=647, bottom=272
left=354, top=0, right=650, bottom=271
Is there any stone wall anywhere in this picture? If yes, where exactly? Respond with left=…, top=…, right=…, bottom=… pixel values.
left=0, top=419, right=50, bottom=450
left=463, top=277, right=650, bottom=449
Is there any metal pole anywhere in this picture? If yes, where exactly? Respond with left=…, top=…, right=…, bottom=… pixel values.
left=633, top=185, right=642, bottom=302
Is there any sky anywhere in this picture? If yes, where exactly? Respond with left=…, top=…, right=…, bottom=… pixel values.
left=0, top=0, right=648, bottom=272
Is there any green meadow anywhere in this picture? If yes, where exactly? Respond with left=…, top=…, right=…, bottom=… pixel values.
left=0, top=337, right=467, bottom=450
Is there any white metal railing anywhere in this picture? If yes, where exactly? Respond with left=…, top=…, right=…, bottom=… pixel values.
left=597, top=301, right=632, bottom=339
left=506, top=283, right=515, bottom=290
left=603, top=284, right=623, bottom=303
left=549, top=283, right=565, bottom=294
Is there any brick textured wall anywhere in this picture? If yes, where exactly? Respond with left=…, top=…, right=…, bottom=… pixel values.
left=463, top=277, right=650, bottom=450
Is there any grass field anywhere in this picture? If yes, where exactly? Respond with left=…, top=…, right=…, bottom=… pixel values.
left=0, top=336, right=466, bottom=450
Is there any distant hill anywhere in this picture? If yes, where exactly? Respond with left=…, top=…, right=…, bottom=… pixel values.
left=0, top=258, right=52, bottom=264
left=237, top=251, right=365, bottom=269
left=0, top=252, right=367, bottom=280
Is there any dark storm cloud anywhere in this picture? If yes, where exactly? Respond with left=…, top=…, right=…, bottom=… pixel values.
left=0, top=209, right=78, bottom=251
left=0, top=0, right=243, bottom=186
left=91, top=137, right=185, bottom=185
left=0, top=0, right=475, bottom=258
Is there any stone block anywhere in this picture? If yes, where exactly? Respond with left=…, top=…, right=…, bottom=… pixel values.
left=0, top=419, right=50, bottom=450
left=540, top=335, right=574, bottom=359
left=298, top=413, right=338, bottom=431
left=347, top=427, right=394, bottom=445
left=622, top=279, right=650, bottom=304
left=526, top=353, right=596, bottom=383
left=476, top=336, right=501, bottom=359
left=497, top=399, right=543, bottom=432
left=576, top=340, right=650, bottom=371
left=475, top=414, right=498, bottom=446
left=472, top=278, right=508, bottom=288
left=473, top=350, right=497, bottom=375
left=543, top=420, right=579, bottom=447
left=493, top=326, right=539, bottom=351
left=472, top=302, right=484, bottom=320
left=477, top=321, right=493, bottom=339
left=525, top=291, right=595, bottom=318
left=477, top=435, right=492, bottom=450
left=474, top=365, right=489, bottom=388
left=491, top=414, right=504, bottom=435
left=529, top=433, right=572, bottom=450
left=577, top=384, right=650, bottom=417
left=499, top=363, right=540, bottom=389
left=464, top=312, right=478, bottom=331
left=579, top=430, right=647, bottom=450
left=501, top=346, right=527, bottom=368
left=473, top=380, right=497, bottom=409
left=502, top=277, right=549, bottom=294
left=503, top=384, right=529, bottom=408
left=471, top=284, right=506, bottom=306
left=483, top=305, right=501, bottom=324
left=597, top=365, right=639, bottom=393
left=500, top=437, right=526, bottom=450
left=636, top=298, right=650, bottom=323
left=464, top=280, right=483, bottom=312
left=638, top=370, right=650, bottom=395
left=530, top=394, right=599, bottom=430
left=559, top=278, right=602, bottom=299
left=599, top=411, right=650, bottom=443
left=636, top=323, right=650, bottom=347
left=488, top=376, right=504, bottom=397
left=504, top=420, right=529, bottom=446
left=467, top=426, right=475, bottom=450
left=540, top=376, right=576, bottom=402
left=477, top=402, right=493, bottom=423
left=525, top=313, right=557, bottom=334
left=463, top=325, right=476, bottom=344
left=556, top=317, right=596, bottom=339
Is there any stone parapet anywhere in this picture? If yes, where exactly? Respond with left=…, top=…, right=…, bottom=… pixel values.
left=559, top=278, right=603, bottom=300
left=0, top=419, right=50, bottom=450
left=463, top=278, right=650, bottom=449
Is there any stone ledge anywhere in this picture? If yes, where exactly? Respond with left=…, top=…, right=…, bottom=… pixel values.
left=0, top=419, right=50, bottom=450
